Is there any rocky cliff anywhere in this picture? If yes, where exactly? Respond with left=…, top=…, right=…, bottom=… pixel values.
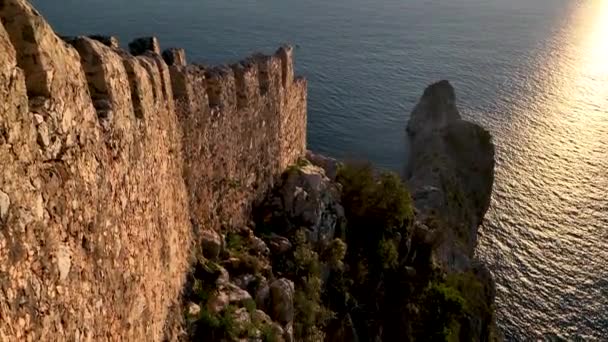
left=0, top=1, right=498, bottom=341
left=405, top=80, right=497, bottom=340
left=0, top=0, right=306, bottom=340
left=177, top=82, right=498, bottom=341
left=406, top=80, right=494, bottom=271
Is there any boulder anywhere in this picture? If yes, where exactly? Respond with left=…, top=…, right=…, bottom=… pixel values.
left=253, top=309, right=273, bottom=324
left=88, top=35, right=120, bottom=49
left=283, top=322, right=294, bottom=342
left=162, top=48, right=187, bottom=66
left=269, top=278, right=294, bottom=325
left=233, top=274, right=255, bottom=290
left=221, top=255, right=269, bottom=277
left=0, top=190, right=9, bottom=221
left=187, top=302, right=201, bottom=317
left=221, top=257, right=241, bottom=270
left=226, top=282, right=252, bottom=303
left=233, top=307, right=251, bottom=327
left=216, top=265, right=230, bottom=287
left=128, top=36, right=160, bottom=55
left=258, top=163, right=345, bottom=248
left=193, top=260, right=229, bottom=287
left=306, top=150, right=340, bottom=180
left=201, top=229, right=223, bottom=260
left=268, top=234, right=292, bottom=255
left=255, top=281, right=270, bottom=311
left=249, top=235, right=270, bottom=256
left=207, top=282, right=252, bottom=314
left=207, top=291, right=229, bottom=314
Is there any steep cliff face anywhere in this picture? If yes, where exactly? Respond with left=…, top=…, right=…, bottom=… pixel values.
left=406, top=80, right=495, bottom=271
left=405, top=80, right=497, bottom=340
left=0, top=0, right=307, bottom=340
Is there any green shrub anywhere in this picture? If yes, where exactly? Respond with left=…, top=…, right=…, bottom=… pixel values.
left=292, top=230, right=320, bottom=277
left=238, top=252, right=264, bottom=275
left=260, top=324, right=279, bottom=342
left=224, top=233, right=264, bottom=276
left=336, top=163, right=414, bottom=284
left=416, top=280, right=466, bottom=341
left=219, top=305, right=239, bottom=339
left=337, top=163, right=414, bottom=237
left=198, top=307, right=221, bottom=330
left=192, top=278, right=214, bottom=304
left=243, top=298, right=257, bottom=315
left=226, top=232, right=245, bottom=252
left=290, top=229, right=334, bottom=340
left=377, top=238, right=399, bottom=270
left=322, top=238, right=347, bottom=271
left=446, top=272, right=490, bottom=317
left=191, top=305, right=239, bottom=340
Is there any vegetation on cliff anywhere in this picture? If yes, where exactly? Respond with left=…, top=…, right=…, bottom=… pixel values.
left=180, top=157, right=497, bottom=341
left=178, top=79, right=496, bottom=342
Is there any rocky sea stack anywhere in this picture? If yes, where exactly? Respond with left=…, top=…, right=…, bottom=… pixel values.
left=404, top=80, right=498, bottom=340
left=407, top=80, right=495, bottom=272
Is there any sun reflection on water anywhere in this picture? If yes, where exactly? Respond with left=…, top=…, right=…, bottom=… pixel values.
left=584, top=1, right=608, bottom=77
left=479, top=0, right=608, bottom=339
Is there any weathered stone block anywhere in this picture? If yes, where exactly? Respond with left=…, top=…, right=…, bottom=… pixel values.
left=89, top=35, right=120, bottom=49
left=162, top=48, right=187, bottom=66
left=129, top=36, right=160, bottom=55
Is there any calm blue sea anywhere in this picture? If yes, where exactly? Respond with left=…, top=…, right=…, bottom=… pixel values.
left=32, top=0, right=608, bottom=339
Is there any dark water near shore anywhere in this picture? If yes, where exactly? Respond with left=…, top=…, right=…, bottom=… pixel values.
left=32, top=0, right=608, bottom=339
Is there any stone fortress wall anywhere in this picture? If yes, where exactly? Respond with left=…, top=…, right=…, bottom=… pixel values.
left=0, top=0, right=307, bottom=340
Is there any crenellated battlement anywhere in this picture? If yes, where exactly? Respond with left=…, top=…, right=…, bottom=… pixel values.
left=0, top=0, right=306, bottom=340
left=232, top=58, right=261, bottom=109
left=163, top=43, right=307, bottom=239
left=204, top=65, right=237, bottom=109
left=160, top=44, right=301, bottom=118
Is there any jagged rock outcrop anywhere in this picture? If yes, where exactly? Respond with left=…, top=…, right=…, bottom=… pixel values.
left=268, top=234, right=293, bottom=255
left=257, top=163, right=345, bottom=248
left=269, top=278, right=295, bottom=325
left=201, top=229, right=224, bottom=260
left=306, top=150, right=340, bottom=180
left=406, top=80, right=495, bottom=271
left=405, top=80, right=498, bottom=340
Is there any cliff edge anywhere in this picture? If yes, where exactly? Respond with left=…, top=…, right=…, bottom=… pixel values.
left=406, top=80, right=498, bottom=340
left=407, top=80, right=495, bottom=271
